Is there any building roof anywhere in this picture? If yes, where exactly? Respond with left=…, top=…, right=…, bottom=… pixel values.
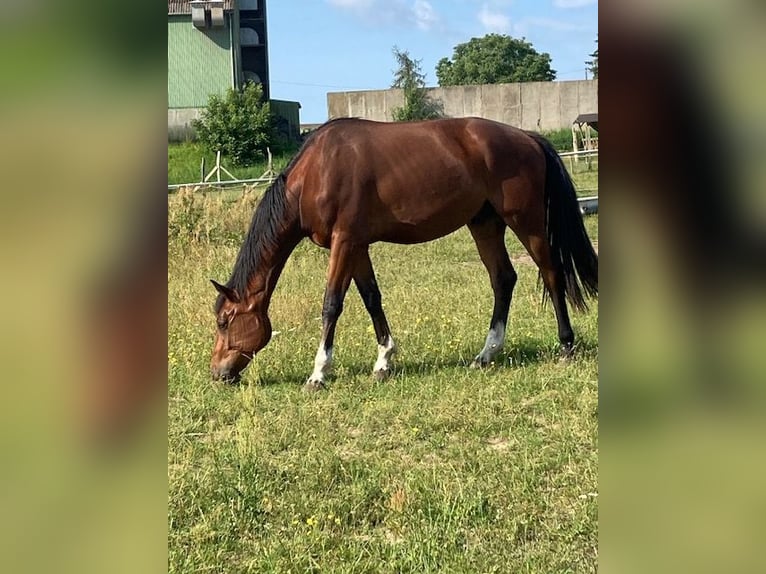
left=574, top=112, right=598, bottom=132
left=574, top=113, right=598, bottom=125
left=168, top=0, right=236, bottom=15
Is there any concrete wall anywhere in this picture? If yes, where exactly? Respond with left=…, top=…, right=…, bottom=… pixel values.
left=327, top=80, right=597, bottom=131
left=168, top=108, right=203, bottom=142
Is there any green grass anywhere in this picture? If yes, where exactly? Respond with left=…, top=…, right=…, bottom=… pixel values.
left=168, top=192, right=599, bottom=573
left=168, top=142, right=297, bottom=185
left=569, top=157, right=599, bottom=196
left=541, top=128, right=575, bottom=153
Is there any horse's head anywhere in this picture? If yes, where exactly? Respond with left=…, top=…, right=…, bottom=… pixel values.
left=209, top=280, right=272, bottom=383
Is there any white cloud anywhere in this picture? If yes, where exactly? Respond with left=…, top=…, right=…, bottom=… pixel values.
left=413, top=0, right=437, bottom=31
left=326, top=0, right=442, bottom=31
left=478, top=4, right=510, bottom=33
left=553, top=0, right=597, bottom=8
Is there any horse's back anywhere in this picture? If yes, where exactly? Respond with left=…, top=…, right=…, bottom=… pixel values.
left=294, top=117, right=544, bottom=246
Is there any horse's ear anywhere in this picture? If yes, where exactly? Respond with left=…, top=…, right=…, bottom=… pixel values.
left=210, top=280, right=240, bottom=303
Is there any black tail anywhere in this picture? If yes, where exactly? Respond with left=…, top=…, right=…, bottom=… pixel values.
left=528, top=132, right=598, bottom=312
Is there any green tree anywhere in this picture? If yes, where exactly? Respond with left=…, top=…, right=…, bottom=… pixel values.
left=192, top=82, right=275, bottom=166
left=390, top=47, right=443, bottom=122
left=436, top=34, right=556, bottom=86
left=587, top=37, right=598, bottom=79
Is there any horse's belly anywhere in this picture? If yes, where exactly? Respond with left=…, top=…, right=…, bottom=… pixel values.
left=376, top=196, right=485, bottom=244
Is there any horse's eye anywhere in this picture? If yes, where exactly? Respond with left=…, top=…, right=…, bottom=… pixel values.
left=217, top=318, right=228, bottom=330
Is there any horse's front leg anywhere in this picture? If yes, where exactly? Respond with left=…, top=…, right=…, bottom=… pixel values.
left=353, top=249, right=396, bottom=380
left=305, top=238, right=356, bottom=391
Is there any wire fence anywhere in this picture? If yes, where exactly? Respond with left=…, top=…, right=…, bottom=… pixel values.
left=168, top=149, right=598, bottom=202
left=168, top=149, right=278, bottom=193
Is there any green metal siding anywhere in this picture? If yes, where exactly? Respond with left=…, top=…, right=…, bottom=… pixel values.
left=270, top=100, right=301, bottom=142
left=168, top=16, right=234, bottom=108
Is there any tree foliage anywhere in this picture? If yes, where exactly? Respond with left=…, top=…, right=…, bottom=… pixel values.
left=436, top=34, right=556, bottom=86
left=390, top=47, right=443, bottom=122
left=587, top=37, right=598, bottom=79
left=192, top=82, right=275, bottom=166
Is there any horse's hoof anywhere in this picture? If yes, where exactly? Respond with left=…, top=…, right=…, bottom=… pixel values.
left=303, top=378, right=326, bottom=392
left=373, top=368, right=391, bottom=381
left=470, top=358, right=488, bottom=369
left=559, top=344, right=575, bottom=362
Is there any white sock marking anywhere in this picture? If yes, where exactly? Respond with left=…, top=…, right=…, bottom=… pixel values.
left=476, top=322, right=505, bottom=363
left=309, top=340, right=333, bottom=382
left=373, top=336, right=396, bottom=373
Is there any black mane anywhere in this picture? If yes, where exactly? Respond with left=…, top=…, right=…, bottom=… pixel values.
left=214, top=118, right=356, bottom=313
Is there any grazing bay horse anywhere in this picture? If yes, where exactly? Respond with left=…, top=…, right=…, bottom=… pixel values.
left=210, top=117, right=598, bottom=390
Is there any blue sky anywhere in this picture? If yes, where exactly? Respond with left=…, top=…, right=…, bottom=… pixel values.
left=268, top=1, right=598, bottom=123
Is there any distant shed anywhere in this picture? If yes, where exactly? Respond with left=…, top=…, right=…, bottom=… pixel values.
left=572, top=112, right=598, bottom=154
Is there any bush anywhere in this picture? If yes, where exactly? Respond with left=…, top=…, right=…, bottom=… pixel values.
left=541, top=128, right=574, bottom=152
left=192, top=82, right=275, bottom=167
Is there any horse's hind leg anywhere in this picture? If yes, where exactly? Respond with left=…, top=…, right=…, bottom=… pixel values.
left=508, top=219, right=575, bottom=357
left=353, top=249, right=396, bottom=380
left=467, top=211, right=517, bottom=368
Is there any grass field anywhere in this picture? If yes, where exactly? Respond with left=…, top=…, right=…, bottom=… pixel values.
left=567, top=156, right=598, bottom=196
left=168, top=174, right=599, bottom=572
left=168, top=142, right=297, bottom=185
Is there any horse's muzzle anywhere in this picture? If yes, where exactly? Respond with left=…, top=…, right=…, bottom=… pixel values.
left=211, top=365, right=241, bottom=384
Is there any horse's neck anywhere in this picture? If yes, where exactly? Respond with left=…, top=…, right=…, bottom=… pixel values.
left=245, top=205, right=302, bottom=311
